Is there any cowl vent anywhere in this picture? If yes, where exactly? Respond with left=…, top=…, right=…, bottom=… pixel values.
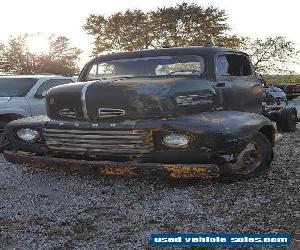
left=59, top=108, right=77, bottom=119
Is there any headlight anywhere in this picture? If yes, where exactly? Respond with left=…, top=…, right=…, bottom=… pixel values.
left=16, top=128, right=40, bottom=142
left=163, top=133, right=190, bottom=148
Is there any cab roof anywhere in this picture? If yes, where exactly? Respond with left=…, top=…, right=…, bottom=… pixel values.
left=91, top=46, right=248, bottom=63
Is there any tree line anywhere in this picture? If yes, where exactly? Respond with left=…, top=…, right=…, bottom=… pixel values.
left=0, top=2, right=299, bottom=76
left=0, top=34, right=81, bottom=75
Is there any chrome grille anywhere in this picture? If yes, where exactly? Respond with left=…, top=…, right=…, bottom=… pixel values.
left=98, top=108, right=125, bottom=118
left=59, top=108, right=77, bottom=119
left=42, top=128, right=153, bottom=154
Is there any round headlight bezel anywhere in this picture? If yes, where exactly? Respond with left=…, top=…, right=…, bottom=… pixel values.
left=162, top=133, right=190, bottom=149
left=16, top=128, right=40, bottom=142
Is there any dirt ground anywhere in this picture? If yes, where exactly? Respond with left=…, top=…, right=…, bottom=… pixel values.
left=0, top=125, right=299, bottom=249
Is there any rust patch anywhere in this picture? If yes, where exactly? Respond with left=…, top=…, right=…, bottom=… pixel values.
left=198, top=117, right=224, bottom=123
left=164, top=165, right=220, bottom=179
left=123, top=77, right=186, bottom=89
left=97, top=167, right=138, bottom=176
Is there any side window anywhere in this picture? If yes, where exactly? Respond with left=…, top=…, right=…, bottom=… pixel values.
left=155, top=57, right=205, bottom=76
left=36, top=79, right=73, bottom=97
left=87, top=63, right=117, bottom=80
left=216, top=54, right=253, bottom=77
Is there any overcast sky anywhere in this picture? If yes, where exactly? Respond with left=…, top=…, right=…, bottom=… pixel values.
left=1, top=0, right=299, bottom=69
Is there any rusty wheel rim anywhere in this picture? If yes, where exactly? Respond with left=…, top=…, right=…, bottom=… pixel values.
left=230, top=142, right=263, bottom=175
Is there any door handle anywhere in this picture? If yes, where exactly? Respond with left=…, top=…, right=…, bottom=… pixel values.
left=216, top=82, right=225, bottom=87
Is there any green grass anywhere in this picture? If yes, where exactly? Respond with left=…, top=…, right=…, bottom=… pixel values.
left=264, top=75, right=300, bottom=84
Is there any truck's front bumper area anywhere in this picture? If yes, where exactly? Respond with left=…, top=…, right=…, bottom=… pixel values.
left=3, top=112, right=275, bottom=179
left=4, top=150, right=220, bottom=179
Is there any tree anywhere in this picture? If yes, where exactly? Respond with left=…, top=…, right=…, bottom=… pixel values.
left=83, top=2, right=242, bottom=55
left=0, top=34, right=82, bottom=75
left=241, top=36, right=299, bottom=74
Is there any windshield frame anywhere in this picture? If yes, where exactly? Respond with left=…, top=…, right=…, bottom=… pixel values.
left=81, top=54, right=208, bottom=81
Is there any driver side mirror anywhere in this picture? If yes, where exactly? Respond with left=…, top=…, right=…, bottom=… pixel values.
left=256, top=73, right=267, bottom=86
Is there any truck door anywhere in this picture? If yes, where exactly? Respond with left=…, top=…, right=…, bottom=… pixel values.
left=215, top=53, right=263, bottom=114
left=28, top=79, right=74, bottom=116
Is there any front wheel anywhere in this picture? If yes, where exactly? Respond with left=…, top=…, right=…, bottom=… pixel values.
left=220, top=132, right=273, bottom=182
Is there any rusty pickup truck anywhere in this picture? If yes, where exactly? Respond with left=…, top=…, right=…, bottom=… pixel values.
left=3, top=46, right=296, bottom=181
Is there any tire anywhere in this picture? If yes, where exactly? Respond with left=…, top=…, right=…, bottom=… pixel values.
left=277, top=107, right=297, bottom=132
left=220, top=132, right=273, bottom=182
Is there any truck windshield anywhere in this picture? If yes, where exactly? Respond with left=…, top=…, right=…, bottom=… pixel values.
left=86, top=55, right=205, bottom=80
left=0, top=78, right=38, bottom=97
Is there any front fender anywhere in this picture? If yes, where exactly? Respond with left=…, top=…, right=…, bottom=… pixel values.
left=133, top=111, right=275, bottom=151
left=4, top=116, right=50, bottom=153
left=5, top=112, right=273, bottom=143
left=3, top=112, right=274, bottom=164
left=5, top=115, right=50, bottom=132
left=157, top=111, right=274, bottom=139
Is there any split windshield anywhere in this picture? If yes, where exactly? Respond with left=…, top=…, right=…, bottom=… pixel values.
left=87, top=55, right=205, bottom=80
left=0, top=78, right=38, bottom=97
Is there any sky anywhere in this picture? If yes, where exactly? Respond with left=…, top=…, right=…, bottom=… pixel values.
left=0, top=0, right=299, bottom=70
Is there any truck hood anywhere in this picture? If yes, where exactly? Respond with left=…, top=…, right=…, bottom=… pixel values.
left=46, top=77, right=221, bottom=121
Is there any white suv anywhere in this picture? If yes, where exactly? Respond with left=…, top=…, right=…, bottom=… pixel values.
left=0, top=75, right=75, bottom=149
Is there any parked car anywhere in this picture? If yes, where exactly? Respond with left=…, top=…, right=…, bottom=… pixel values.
left=262, top=85, right=287, bottom=107
left=273, top=83, right=300, bottom=100
left=258, top=76, right=298, bottom=132
left=0, top=75, right=75, bottom=150
left=2, top=47, right=298, bottom=181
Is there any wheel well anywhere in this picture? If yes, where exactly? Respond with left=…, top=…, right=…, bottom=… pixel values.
left=259, top=125, right=275, bottom=146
